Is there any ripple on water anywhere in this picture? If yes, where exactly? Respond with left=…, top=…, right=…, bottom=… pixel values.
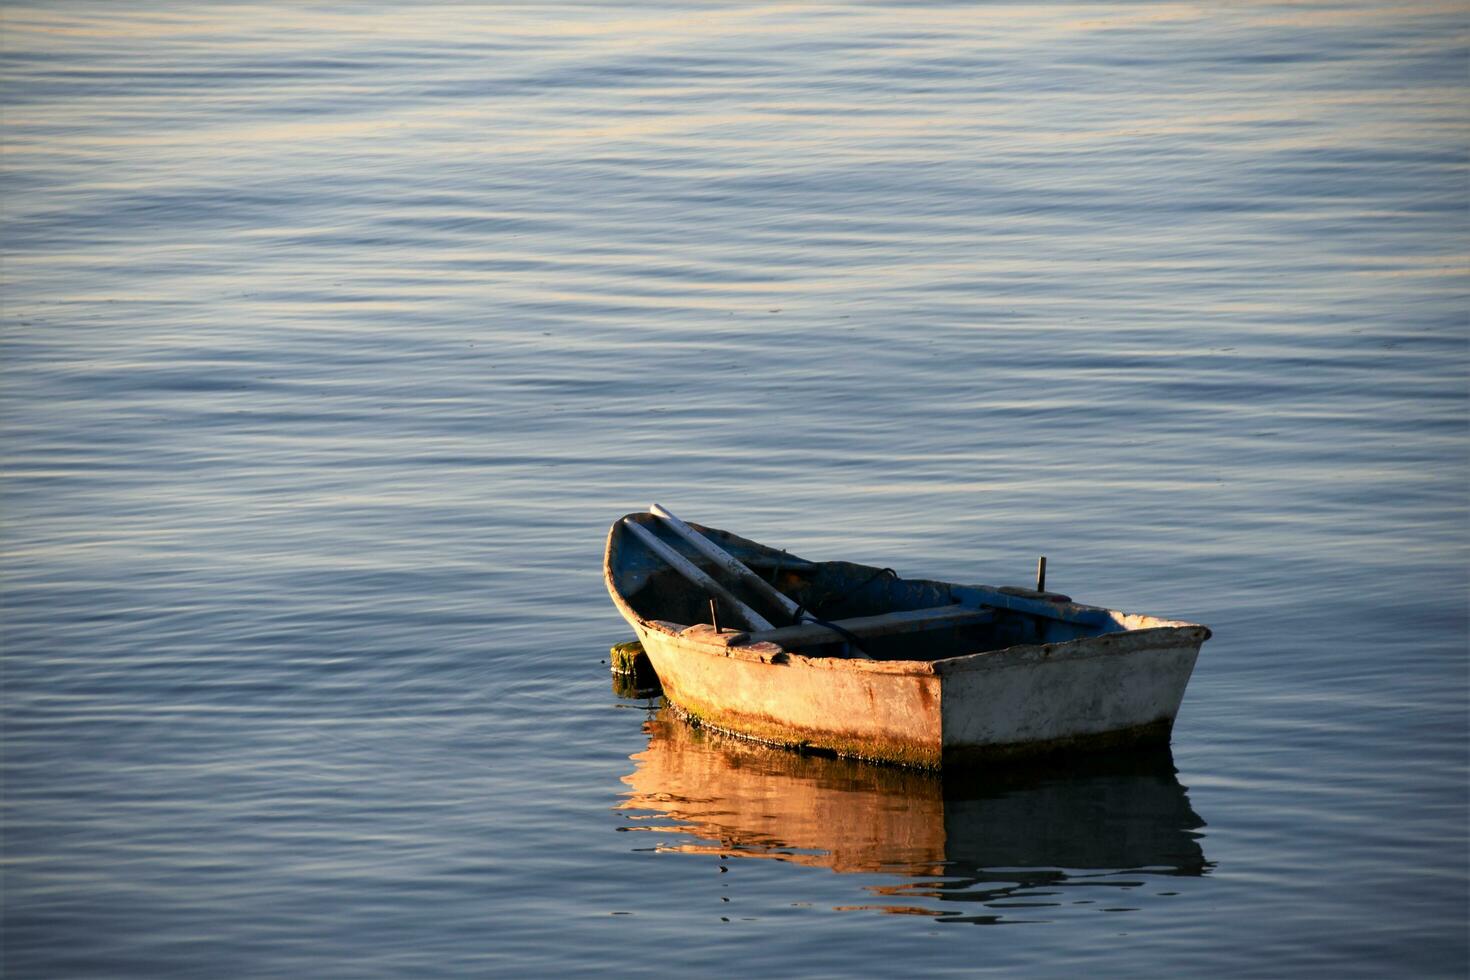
left=2, top=2, right=1467, bottom=978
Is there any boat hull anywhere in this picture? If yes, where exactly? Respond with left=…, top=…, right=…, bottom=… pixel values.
left=632, top=621, right=946, bottom=768
left=629, top=619, right=1204, bottom=769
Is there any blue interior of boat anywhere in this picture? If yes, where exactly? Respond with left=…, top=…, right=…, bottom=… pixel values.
left=611, top=517, right=1124, bottom=661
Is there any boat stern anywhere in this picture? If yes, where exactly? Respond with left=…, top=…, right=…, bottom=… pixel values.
left=935, top=624, right=1208, bottom=764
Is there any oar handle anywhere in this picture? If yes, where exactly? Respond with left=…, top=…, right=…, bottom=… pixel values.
left=650, top=503, right=804, bottom=621
left=622, top=519, right=775, bottom=631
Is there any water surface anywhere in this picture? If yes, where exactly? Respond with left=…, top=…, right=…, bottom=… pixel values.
left=2, top=3, right=1467, bottom=977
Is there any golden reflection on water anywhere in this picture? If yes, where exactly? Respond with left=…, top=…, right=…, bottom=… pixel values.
left=620, top=708, right=950, bottom=874
left=618, top=707, right=1209, bottom=921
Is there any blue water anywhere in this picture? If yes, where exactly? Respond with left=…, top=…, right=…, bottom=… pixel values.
left=2, top=3, right=1466, bottom=976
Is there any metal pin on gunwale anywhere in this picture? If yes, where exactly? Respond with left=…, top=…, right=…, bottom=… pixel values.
left=709, top=597, right=722, bottom=634
left=1036, top=556, right=1047, bottom=593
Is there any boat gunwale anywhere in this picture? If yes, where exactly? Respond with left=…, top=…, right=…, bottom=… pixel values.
left=640, top=621, right=941, bottom=675
left=604, top=514, right=1210, bottom=676
left=631, top=617, right=1207, bottom=678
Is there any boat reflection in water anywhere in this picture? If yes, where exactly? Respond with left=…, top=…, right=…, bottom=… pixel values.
left=617, top=707, right=1209, bottom=923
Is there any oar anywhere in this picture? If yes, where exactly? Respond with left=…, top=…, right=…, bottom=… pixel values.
left=621, top=518, right=775, bottom=631
left=649, top=505, right=874, bottom=659
left=650, top=503, right=808, bottom=624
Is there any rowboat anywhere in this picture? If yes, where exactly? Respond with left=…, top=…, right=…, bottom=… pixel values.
left=604, top=506, right=1211, bottom=769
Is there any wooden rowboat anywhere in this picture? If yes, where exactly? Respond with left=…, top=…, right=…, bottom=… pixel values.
left=604, top=507, right=1211, bottom=769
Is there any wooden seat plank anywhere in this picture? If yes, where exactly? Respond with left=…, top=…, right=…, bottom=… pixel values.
left=737, top=603, right=993, bottom=649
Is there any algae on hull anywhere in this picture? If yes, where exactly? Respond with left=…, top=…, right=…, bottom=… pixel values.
left=609, top=640, right=646, bottom=675
left=609, top=640, right=661, bottom=697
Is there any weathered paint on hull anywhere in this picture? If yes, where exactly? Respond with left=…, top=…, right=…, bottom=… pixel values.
left=935, top=631, right=1201, bottom=761
left=633, top=622, right=945, bottom=768
left=631, top=622, right=1205, bottom=769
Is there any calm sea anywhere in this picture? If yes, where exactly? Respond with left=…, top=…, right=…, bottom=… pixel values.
left=3, top=3, right=1466, bottom=977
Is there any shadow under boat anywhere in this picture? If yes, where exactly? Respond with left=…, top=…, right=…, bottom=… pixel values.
left=617, top=706, right=1209, bottom=921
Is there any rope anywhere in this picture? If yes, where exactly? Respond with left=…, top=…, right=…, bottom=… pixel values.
left=789, top=567, right=897, bottom=624
left=793, top=612, right=872, bottom=655
left=788, top=566, right=898, bottom=658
